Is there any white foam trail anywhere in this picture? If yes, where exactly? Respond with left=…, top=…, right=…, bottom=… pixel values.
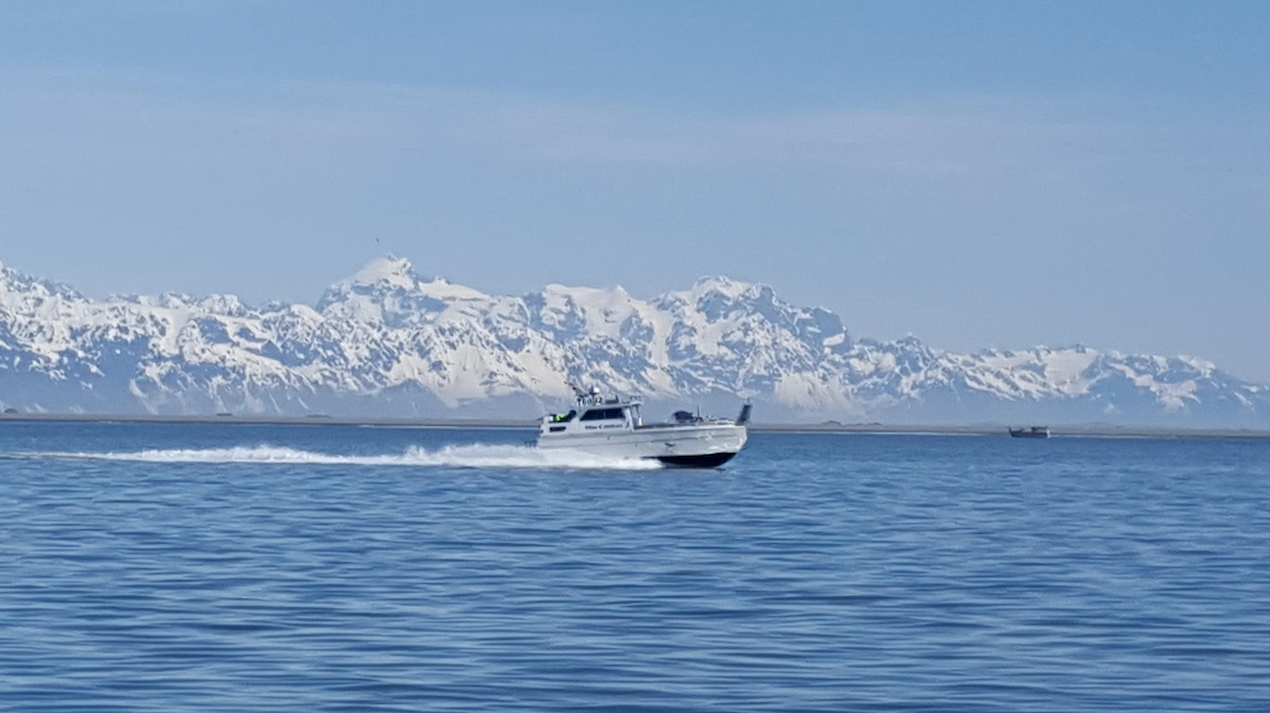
left=28, top=444, right=663, bottom=470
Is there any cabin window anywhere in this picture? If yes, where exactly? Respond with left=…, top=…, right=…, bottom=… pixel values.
left=579, top=407, right=625, bottom=421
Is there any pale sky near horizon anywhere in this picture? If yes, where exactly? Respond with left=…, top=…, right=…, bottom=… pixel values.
left=2, top=0, right=1268, bottom=381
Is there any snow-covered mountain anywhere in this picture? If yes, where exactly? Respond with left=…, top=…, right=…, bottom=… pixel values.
left=1, top=256, right=1266, bottom=425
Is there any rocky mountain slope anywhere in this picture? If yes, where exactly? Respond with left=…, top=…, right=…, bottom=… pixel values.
left=1, top=257, right=1265, bottom=425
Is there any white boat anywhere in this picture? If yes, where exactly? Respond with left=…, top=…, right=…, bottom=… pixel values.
left=537, top=387, right=751, bottom=468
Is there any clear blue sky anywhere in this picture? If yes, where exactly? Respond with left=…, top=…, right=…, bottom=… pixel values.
left=2, top=0, right=1268, bottom=380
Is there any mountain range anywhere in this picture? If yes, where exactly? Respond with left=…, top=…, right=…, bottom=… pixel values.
left=1, top=256, right=1265, bottom=425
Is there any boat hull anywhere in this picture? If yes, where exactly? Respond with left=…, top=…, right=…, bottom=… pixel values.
left=655, top=452, right=737, bottom=468
left=1009, top=429, right=1050, bottom=439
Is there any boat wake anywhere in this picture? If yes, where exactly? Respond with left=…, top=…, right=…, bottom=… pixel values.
left=18, top=444, right=664, bottom=470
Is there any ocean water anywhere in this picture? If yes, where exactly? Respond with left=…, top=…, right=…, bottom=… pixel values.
left=1, top=423, right=1267, bottom=712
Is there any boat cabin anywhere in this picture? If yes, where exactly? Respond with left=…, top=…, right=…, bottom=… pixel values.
left=540, top=389, right=644, bottom=437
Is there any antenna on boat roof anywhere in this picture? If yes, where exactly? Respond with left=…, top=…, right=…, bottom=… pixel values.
left=568, top=382, right=607, bottom=405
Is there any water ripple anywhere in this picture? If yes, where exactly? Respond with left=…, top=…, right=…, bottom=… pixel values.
left=0, top=425, right=1268, bottom=711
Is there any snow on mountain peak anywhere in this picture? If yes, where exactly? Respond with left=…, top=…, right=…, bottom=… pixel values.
left=351, top=255, right=417, bottom=289
left=0, top=261, right=85, bottom=303
left=537, top=283, right=643, bottom=340
left=655, top=276, right=760, bottom=316
left=415, top=276, right=491, bottom=302
left=542, top=283, right=632, bottom=307
left=338, top=256, right=489, bottom=304
left=689, top=275, right=755, bottom=299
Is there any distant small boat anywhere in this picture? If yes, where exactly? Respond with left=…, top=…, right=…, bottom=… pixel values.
left=1009, top=426, right=1050, bottom=439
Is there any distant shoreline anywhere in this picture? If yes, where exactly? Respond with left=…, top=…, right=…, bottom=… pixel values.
left=1, top=412, right=1267, bottom=439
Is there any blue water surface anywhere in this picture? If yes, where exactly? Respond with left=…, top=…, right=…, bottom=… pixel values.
left=1, top=422, right=1268, bottom=712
